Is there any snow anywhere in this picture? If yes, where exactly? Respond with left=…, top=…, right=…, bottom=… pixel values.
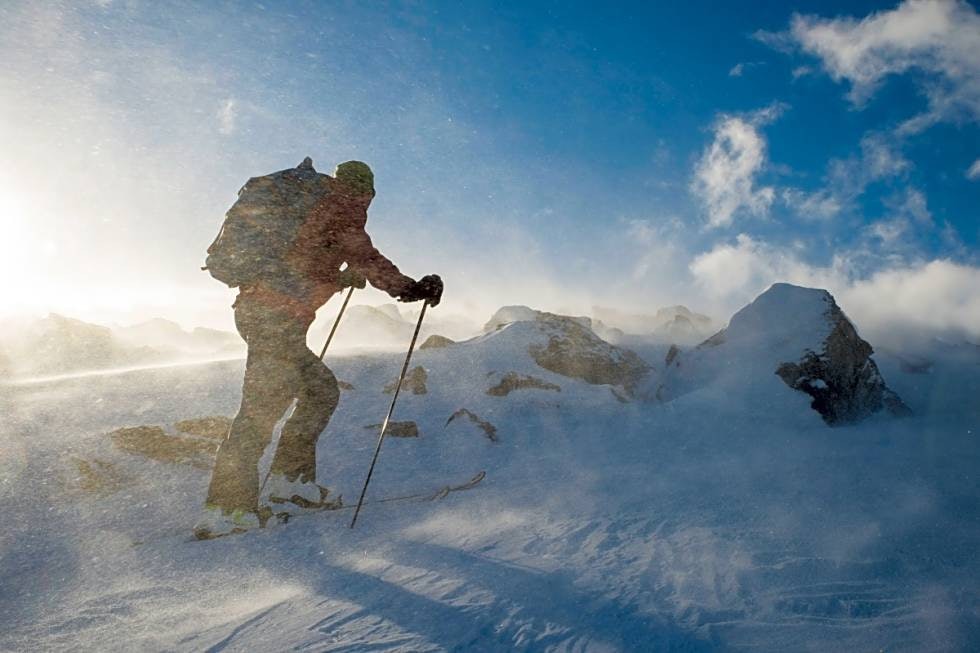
left=1, top=287, right=978, bottom=651
left=654, top=284, right=845, bottom=409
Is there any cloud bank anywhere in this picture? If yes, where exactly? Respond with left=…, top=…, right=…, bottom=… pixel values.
left=690, top=234, right=980, bottom=345
left=777, top=0, right=980, bottom=132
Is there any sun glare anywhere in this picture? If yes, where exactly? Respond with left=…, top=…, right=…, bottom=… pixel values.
left=0, top=189, right=38, bottom=299
left=0, top=186, right=68, bottom=317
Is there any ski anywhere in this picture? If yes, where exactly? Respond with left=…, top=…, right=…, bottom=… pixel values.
left=172, top=470, right=487, bottom=544
left=270, top=470, right=486, bottom=527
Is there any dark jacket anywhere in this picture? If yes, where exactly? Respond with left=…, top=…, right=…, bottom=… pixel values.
left=251, top=179, right=413, bottom=312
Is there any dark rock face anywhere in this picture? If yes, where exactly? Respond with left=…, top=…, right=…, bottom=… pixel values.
left=774, top=300, right=911, bottom=425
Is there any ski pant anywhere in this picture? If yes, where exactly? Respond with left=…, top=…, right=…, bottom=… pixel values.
left=206, top=293, right=339, bottom=512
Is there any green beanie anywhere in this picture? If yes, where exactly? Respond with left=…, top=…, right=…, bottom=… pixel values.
left=335, top=161, right=375, bottom=195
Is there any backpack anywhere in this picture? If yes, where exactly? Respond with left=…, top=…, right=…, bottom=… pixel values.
left=204, top=157, right=332, bottom=297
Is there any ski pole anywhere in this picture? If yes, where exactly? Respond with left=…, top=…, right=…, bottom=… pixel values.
left=350, top=301, right=428, bottom=528
left=320, top=285, right=355, bottom=360
left=258, top=287, right=355, bottom=497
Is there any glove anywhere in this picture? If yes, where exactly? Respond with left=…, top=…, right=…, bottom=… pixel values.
left=337, top=267, right=367, bottom=290
left=398, top=274, right=443, bottom=307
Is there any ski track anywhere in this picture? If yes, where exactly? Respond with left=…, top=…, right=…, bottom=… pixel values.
left=1, top=337, right=978, bottom=651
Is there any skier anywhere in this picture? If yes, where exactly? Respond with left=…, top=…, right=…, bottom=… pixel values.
left=195, top=158, right=443, bottom=539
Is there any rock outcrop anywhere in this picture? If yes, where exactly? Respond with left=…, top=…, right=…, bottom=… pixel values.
left=364, top=421, right=419, bottom=438
left=591, top=304, right=714, bottom=344
left=384, top=365, right=428, bottom=394
left=486, top=372, right=561, bottom=396
left=772, top=295, right=911, bottom=424
left=652, top=306, right=714, bottom=344
left=446, top=409, right=498, bottom=442
left=527, top=312, right=650, bottom=396
left=484, top=306, right=591, bottom=332
left=115, top=318, right=241, bottom=356
left=481, top=307, right=651, bottom=397
left=677, top=284, right=910, bottom=425
left=420, top=334, right=455, bottom=350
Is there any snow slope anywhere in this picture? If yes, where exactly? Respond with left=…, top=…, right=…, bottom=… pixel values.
left=1, top=284, right=978, bottom=651
left=0, top=315, right=244, bottom=380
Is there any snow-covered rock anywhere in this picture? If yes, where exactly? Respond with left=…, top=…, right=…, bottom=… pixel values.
left=661, top=283, right=908, bottom=424
left=0, top=314, right=243, bottom=379
left=651, top=306, right=714, bottom=344
left=315, top=304, right=479, bottom=351
left=0, top=314, right=167, bottom=378
left=484, top=305, right=592, bottom=332
left=527, top=312, right=651, bottom=396
left=318, top=304, right=414, bottom=350
left=591, top=319, right=627, bottom=344
left=115, top=318, right=241, bottom=356
left=592, top=304, right=714, bottom=345
left=591, top=305, right=663, bottom=334
left=419, top=334, right=455, bottom=350
left=480, top=307, right=651, bottom=396
left=373, top=303, right=403, bottom=322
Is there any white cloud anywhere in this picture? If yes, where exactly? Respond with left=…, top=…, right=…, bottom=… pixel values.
left=690, top=104, right=786, bottom=228
left=217, top=98, right=237, bottom=135
left=900, top=188, right=931, bottom=224
left=863, top=187, right=934, bottom=252
left=689, top=234, right=845, bottom=305
left=791, top=65, right=813, bottom=79
left=626, top=218, right=659, bottom=245
left=858, top=132, right=912, bottom=178
left=843, top=260, right=980, bottom=342
left=781, top=131, right=911, bottom=220
left=729, top=62, right=765, bottom=77
left=867, top=217, right=910, bottom=244
left=784, top=0, right=980, bottom=131
left=780, top=188, right=842, bottom=220
left=967, top=158, right=980, bottom=180
left=689, top=235, right=980, bottom=344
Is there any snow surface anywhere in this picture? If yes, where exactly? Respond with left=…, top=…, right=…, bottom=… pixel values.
left=1, top=288, right=979, bottom=651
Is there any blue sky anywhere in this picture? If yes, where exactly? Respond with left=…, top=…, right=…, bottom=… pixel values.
left=0, top=0, right=977, bottom=338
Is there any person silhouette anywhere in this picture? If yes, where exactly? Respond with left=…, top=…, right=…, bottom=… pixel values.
left=196, top=158, right=442, bottom=539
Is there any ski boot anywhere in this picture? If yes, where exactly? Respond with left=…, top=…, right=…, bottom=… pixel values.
left=193, top=504, right=271, bottom=540
left=265, top=473, right=342, bottom=522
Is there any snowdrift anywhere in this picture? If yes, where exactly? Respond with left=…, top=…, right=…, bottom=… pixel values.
left=2, top=283, right=978, bottom=651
